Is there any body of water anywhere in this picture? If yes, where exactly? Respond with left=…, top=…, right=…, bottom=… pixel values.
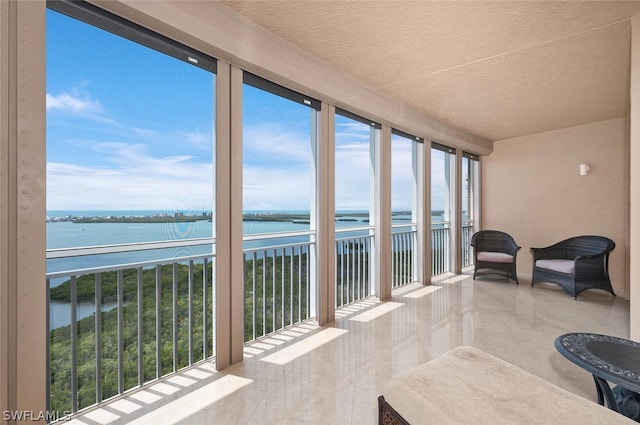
left=46, top=209, right=429, bottom=271
left=47, top=210, right=441, bottom=329
left=49, top=301, right=119, bottom=330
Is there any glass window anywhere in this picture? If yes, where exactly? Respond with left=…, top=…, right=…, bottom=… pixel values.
left=242, top=79, right=316, bottom=236
left=391, top=131, right=420, bottom=287
left=46, top=2, right=217, bottom=413
left=241, top=74, right=319, bottom=341
left=334, top=110, right=377, bottom=307
left=47, top=7, right=215, bottom=257
left=461, top=152, right=479, bottom=268
left=431, top=143, right=456, bottom=275
left=391, top=132, right=417, bottom=225
left=335, top=111, right=374, bottom=228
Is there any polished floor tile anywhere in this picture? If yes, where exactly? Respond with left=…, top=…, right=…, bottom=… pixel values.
left=67, top=273, right=630, bottom=424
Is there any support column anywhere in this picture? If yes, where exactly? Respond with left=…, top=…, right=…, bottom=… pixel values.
left=214, top=61, right=232, bottom=370
left=229, top=66, right=244, bottom=364
left=0, top=0, right=47, bottom=419
left=452, top=150, right=462, bottom=274
left=416, top=142, right=431, bottom=284
left=214, top=62, right=244, bottom=369
left=314, top=103, right=335, bottom=325
left=374, top=125, right=392, bottom=300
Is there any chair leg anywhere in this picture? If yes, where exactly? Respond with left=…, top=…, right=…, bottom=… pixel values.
left=511, top=265, right=519, bottom=285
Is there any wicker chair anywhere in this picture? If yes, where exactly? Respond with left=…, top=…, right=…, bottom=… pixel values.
left=471, top=230, right=521, bottom=284
left=530, top=235, right=615, bottom=299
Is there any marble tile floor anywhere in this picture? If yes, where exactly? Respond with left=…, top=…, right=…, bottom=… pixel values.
left=67, top=273, right=630, bottom=425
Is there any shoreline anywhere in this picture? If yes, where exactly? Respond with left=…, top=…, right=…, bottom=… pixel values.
left=47, top=211, right=418, bottom=224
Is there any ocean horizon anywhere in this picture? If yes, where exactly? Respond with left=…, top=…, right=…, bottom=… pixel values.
left=46, top=208, right=422, bottom=217
left=46, top=208, right=438, bottom=274
left=46, top=208, right=447, bottom=328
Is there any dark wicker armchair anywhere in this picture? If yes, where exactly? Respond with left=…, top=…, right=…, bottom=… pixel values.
left=470, top=230, right=521, bottom=284
left=530, top=235, right=615, bottom=299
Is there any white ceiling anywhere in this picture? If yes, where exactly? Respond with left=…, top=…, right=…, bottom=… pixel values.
left=218, top=1, right=640, bottom=141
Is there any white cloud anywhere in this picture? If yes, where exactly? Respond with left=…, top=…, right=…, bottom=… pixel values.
left=242, top=124, right=314, bottom=210
left=46, top=86, right=122, bottom=127
left=241, top=122, right=436, bottom=212
left=335, top=121, right=371, bottom=144
left=430, top=152, right=448, bottom=211
left=46, top=88, right=103, bottom=114
left=47, top=143, right=213, bottom=211
left=243, top=166, right=311, bottom=210
left=132, top=127, right=156, bottom=136
left=335, top=142, right=370, bottom=210
left=47, top=119, right=449, bottom=213
left=243, top=124, right=311, bottom=163
left=181, top=130, right=213, bottom=151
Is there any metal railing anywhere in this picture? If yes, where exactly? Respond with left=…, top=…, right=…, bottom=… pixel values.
left=431, top=222, right=450, bottom=276
left=461, top=222, right=474, bottom=268
left=392, top=226, right=416, bottom=288
left=243, top=233, right=313, bottom=343
left=47, top=242, right=216, bottom=415
left=430, top=222, right=475, bottom=275
left=46, top=221, right=472, bottom=416
left=336, top=230, right=373, bottom=308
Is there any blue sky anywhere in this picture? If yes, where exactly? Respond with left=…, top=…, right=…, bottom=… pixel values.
left=46, top=8, right=439, bottom=213
left=47, top=9, right=214, bottom=211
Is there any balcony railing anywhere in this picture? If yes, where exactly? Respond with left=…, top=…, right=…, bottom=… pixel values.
left=431, top=222, right=475, bottom=275
left=46, top=240, right=216, bottom=416
left=461, top=222, right=474, bottom=268
left=46, top=221, right=473, bottom=418
left=243, top=232, right=313, bottom=343
left=432, top=222, right=450, bottom=275
left=392, top=225, right=416, bottom=288
left=336, top=228, right=373, bottom=308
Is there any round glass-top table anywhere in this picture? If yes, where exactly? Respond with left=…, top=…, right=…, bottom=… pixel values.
left=555, top=333, right=640, bottom=421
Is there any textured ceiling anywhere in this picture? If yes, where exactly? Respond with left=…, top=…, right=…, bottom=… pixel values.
left=217, top=1, right=640, bottom=141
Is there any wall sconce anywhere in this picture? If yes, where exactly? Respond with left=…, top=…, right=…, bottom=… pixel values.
left=580, top=164, right=590, bottom=176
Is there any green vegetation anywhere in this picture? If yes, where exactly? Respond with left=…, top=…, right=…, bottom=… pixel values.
left=49, top=246, right=416, bottom=412
left=72, top=215, right=212, bottom=224
left=242, top=213, right=310, bottom=222
left=49, top=262, right=214, bottom=412
left=243, top=253, right=309, bottom=340
left=68, top=212, right=375, bottom=225
left=49, top=252, right=311, bottom=412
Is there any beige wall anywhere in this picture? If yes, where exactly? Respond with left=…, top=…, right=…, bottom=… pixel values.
left=482, top=118, right=628, bottom=298
left=630, top=14, right=640, bottom=339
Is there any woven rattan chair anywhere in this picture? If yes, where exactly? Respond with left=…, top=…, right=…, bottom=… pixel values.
left=530, top=235, right=615, bottom=299
left=471, top=230, right=521, bottom=284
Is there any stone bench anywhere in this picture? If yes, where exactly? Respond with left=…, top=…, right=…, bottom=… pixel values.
left=379, top=346, right=634, bottom=425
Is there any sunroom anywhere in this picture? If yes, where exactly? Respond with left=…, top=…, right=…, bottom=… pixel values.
left=1, top=1, right=639, bottom=424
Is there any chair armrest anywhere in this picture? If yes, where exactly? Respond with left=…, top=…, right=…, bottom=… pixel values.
left=574, top=253, right=608, bottom=274
left=575, top=253, right=606, bottom=261
left=506, top=245, right=522, bottom=257
left=530, top=246, right=566, bottom=261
